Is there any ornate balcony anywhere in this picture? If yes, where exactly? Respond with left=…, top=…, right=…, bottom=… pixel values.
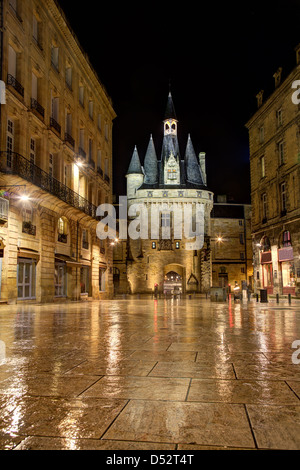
left=50, top=117, right=61, bottom=135
left=0, top=151, right=98, bottom=219
left=31, top=98, right=45, bottom=119
left=7, top=74, right=24, bottom=98
left=65, top=133, right=75, bottom=148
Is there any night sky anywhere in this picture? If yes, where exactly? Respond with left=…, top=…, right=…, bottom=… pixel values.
left=58, top=0, right=300, bottom=203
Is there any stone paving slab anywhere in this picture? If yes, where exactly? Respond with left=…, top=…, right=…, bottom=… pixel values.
left=0, top=298, right=300, bottom=450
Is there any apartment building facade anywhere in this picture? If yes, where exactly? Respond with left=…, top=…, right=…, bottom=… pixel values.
left=0, top=0, right=116, bottom=303
left=246, top=55, right=300, bottom=298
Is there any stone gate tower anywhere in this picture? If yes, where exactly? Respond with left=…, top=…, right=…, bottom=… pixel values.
left=125, top=93, right=213, bottom=295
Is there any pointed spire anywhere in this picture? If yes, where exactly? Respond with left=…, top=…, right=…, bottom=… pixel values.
left=127, top=146, right=143, bottom=175
left=164, top=92, right=177, bottom=121
left=185, top=134, right=204, bottom=186
left=144, top=135, right=158, bottom=184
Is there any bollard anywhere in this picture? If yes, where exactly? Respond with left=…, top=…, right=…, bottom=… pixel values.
left=256, top=294, right=259, bottom=303
left=276, top=294, right=279, bottom=304
left=288, top=294, right=292, bottom=305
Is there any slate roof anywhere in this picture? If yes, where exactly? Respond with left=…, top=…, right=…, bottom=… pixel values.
left=128, top=93, right=208, bottom=191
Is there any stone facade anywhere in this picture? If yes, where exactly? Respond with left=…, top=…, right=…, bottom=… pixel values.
left=211, top=199, right=253, bottom=291
left=246, top=52, right=300, bottom=298
left=117, top=93, right=214, bottom=296
left=0, top=0, right=116, bottom=303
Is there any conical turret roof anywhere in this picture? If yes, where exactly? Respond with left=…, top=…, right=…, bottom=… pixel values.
left=127, top=146, right=143, bottom=175
left=185, top=134, right=204, bottom=185
left=144, top=135, right=158, bottom=184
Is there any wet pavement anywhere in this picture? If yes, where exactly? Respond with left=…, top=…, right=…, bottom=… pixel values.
left=0, top=296, right=300, bottom=450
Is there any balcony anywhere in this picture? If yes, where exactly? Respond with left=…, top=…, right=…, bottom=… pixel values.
left=50, top=117, right=61, bottom=136
left=7, top=74, right=24, bottom=98
left=78, top=147, right=86, bottom=160
left=9, top=3, right=23, bottom=23
left=31, top=98, right=45, bottom=119
left=58, top=233, right=68, bottom=244
left=65, top=133, right=75, bottom=148
left=97, top=167, right=103, bottom=177
left=22, top=221, right=36, bottom=236
left=104, top=174, right=110, bottom=184
left=88, top=159, right=95, bottom=170
left=0, top=151, right=98, bottom=219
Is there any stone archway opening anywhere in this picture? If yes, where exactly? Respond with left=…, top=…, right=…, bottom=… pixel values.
left=163, top=264, right=185, bottom=295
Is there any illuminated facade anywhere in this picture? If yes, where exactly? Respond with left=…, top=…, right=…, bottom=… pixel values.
left=0, top=0, right=116, bottom=303
left=246, top=53, right=300, bottom=298
left=117, top=93, right=214, bottom=295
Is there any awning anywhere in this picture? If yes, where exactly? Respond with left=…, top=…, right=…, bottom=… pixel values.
left=55, top=254, right=82, bottom=267
left=18, top=248, right=40, bottom=261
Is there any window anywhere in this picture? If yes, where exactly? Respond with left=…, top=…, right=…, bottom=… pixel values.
left=8, top=45, right=17, bottom=79
left=260, top=155, right=265, bottom=178
left=239, top=220, right=243, bottom=226
left=283, top=231, right=292, bottom=247
left=17, top=259, right=36, bottom=300
left=51, top=94, right=59, bottom=121
left=98, top=114, right=101, bottom=130
left=65, top=66, right=72, bottom=90
left=49, top=153, right=53, bottom=177
left=79, top=129, right=85, bottom=152
left=99, top=267, right=106, bottom=292
left=89, top=139, right=93, bottom=161
left=6, top=119, right=14, bottom=167
left=32, top=14, right=42, bottom=48
left=79, top=86, right=84, bottom=106
left=55, top=263, right=67, bottom=297
left=32, top=72, right=38, bottom=101
left=262, top=236, right=271, bottom=252
left=280, top=182, right=287, bottom=213
left=262, top=193, right=267, bottom=221
left=82, top=229, right=89, bottom=250
left=277, top=108, right=283, bottom=127
left=239, top=234, right=244, bottom=245
left=80, top=267, right=90, bottom=295
left=89, top=101, right=94, bottom=119
left=51, top=45, right=59, bottom=71
left=259, top=126, right=264, bottom=144
left=30, top=138, right=35, bottom=165
left=278, top=141, right=284, bottom=165
left=58, top=217, right=68, bottom=243
left=240, top=252, right=245, bottom=260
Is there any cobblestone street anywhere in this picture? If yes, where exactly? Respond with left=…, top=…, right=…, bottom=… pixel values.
left=0, top=297, right=300, bottom=450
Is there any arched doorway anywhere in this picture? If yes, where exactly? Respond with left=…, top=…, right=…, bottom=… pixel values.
left=163, top=264, right=185, bottom=295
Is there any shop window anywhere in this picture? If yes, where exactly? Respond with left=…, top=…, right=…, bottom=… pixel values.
left=55, top=262, right=66, bottom=297
left=99, top=267, right=106, bottom=292
left=17, top=259, right=36, bottom=300
left=80, top=266, right=90, bottom=295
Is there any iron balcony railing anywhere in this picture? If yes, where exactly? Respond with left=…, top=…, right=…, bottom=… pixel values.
left=7, top=74, right=24, bottom=98
left=50, top=117, right=61, bottom=135
left=0, top=151, right=98, bottom=219
left=65, top=133, right=75, bottom=148
left=31, top=98, right=45, bottom=118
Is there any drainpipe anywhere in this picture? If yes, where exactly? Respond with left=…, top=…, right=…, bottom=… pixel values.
left=0, top=0, right=4, bottom=129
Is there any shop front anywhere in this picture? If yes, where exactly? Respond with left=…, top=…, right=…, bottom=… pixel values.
left=261, top=251, right=274, bottom=295
left=278, top=245, right=296, bottom=295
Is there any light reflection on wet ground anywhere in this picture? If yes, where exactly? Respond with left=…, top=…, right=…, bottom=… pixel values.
left=0, top=297, right=300, bottom=450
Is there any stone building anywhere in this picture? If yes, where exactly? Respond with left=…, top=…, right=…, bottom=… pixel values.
left=246, top=50, right=300, bottom=298
left=117, top=93, right=214, bottom=295
left=0, top=0, right=116, bottom=303
left=211, top=196, right=253, bottom=291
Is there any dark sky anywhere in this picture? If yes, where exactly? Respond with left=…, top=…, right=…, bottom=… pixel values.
left=58, top=0, right=300, bottom=203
